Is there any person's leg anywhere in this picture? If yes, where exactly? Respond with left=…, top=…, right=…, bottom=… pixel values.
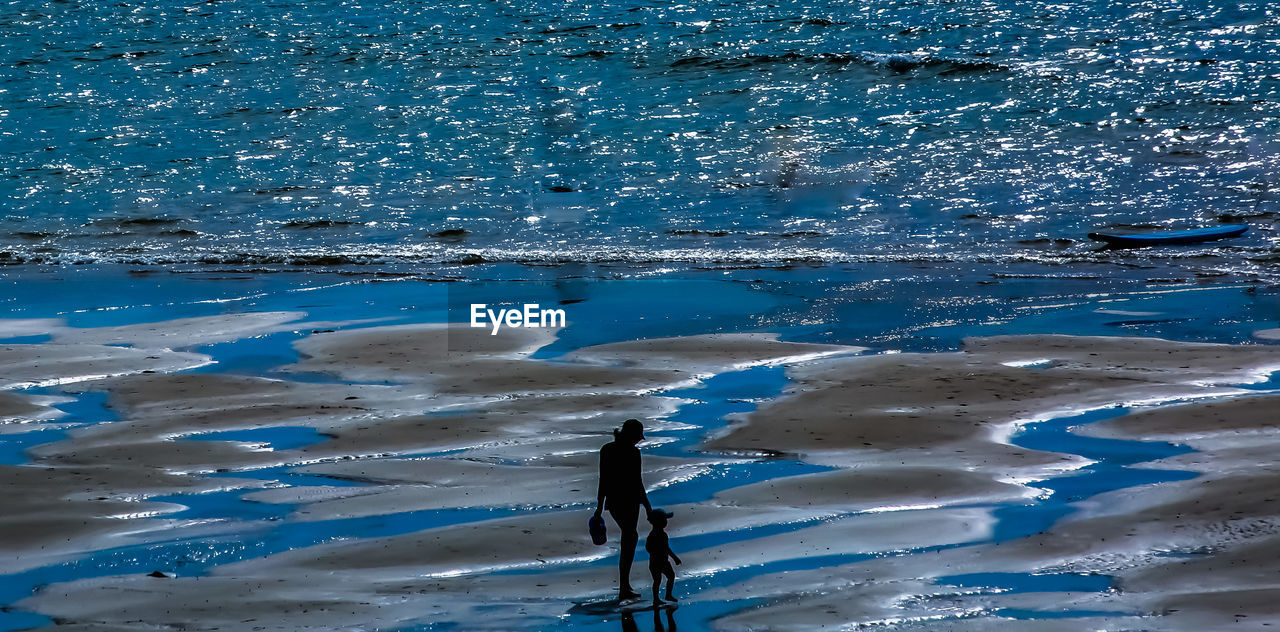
left=651, top=566, right=664, bottom=604
left=663, top=566, right=676, bottom=601
left=609, top=506, right=640, bottom=598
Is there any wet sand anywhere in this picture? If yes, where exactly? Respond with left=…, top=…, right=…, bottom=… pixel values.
left=701, top=390, right=1280, bottom=631
left=700, top=338, right=1280, bottom=630
left=4, top=316, right=1280, bottom=630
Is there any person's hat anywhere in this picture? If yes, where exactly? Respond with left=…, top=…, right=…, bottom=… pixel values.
left=648, top=507, right=673, bottom=521
left=621, top=418, right=645, bottom=440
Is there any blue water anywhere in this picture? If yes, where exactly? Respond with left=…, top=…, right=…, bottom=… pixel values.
left=5, top=267, right=1280, bottom=354
left=991, top=407, right=1198, bottom=542
left=1, top=0, right=1278, bottom=278
left=183, top=426, right=331, bottom=451
left=0, top=390, right=112, bottom=466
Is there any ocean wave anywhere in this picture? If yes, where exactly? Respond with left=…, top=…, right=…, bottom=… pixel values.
left=0, top=246, right=856, bottom=267
left=1, top=243, right=1276, bottom=278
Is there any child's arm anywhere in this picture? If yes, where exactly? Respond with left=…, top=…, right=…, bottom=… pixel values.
left=669, top=547, right=681, bottom=565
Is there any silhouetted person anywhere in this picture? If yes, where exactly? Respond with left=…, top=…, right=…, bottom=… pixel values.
left=595, top=418, right=652, bottom=601
left=645, top=508, right=681, bottom=605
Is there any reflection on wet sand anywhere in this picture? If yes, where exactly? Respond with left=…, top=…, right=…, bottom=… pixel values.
left=618, top=606, right=679, bottom=632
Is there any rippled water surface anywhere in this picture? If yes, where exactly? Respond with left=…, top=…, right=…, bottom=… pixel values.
left=2, top=0, right=1278, bottom=272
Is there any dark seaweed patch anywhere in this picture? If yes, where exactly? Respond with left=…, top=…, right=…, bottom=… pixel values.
left=281, top=220, right=360, bottom=229
left=543, top=24, right=598, bottom=33
left=87, top=217, right=183, bottom=228
left=564, top=50, right=612, bottom=59
left=286, top=254, right=363, bottom=265
left=666, top=229, right=730, bottom=237
left=1217, top=212, right=1272, bottom=222
left=1103, top=223, right=1162, bottom=231
left=1017, top=238, right=1074, bottom=248
left=668, top=52, right=1005, bottom=74
left=253, top=185, right=309, bottom=196
left=429, top=228, right=469, bottom=240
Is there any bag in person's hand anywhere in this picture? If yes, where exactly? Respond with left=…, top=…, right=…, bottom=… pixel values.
left=589, top=514, right=607, bottom=545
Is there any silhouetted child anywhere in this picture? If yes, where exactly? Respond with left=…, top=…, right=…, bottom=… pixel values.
left=645, top=508, right=681, bottom=605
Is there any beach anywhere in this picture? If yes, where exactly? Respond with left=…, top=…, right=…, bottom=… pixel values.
left=0, top=269, right=1276, bottom=630
left=5, top=0, right=1280, bottom=627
